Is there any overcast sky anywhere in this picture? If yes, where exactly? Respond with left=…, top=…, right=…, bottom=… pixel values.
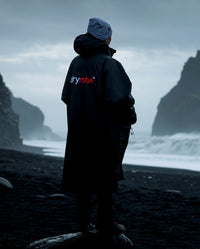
left=0, top=0, right=200, bottom=136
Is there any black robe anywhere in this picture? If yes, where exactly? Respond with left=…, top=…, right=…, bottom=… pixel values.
left=61, top=34, right=136, bottom=193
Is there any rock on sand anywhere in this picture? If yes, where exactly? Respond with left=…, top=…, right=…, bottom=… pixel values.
left=0, top=177, right=13, bottom=192
left=27, top=231, right=134, bottom=249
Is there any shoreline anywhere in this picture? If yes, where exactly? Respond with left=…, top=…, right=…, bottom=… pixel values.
left=5, top=142, right=200, bottom=175
left=2, top=146, right=200, bottom=177
left=123, top=163, right=200, bottom=176
left=22, top=137, right=200, bottom=173
left=0, top=148, right=200, bottom=248
left=0, top=143, right=44, bottom=156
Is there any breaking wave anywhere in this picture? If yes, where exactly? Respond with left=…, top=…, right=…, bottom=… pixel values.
left=129, top=132, right=200, bottom=156
left=125, top=132, right=200, bottom=171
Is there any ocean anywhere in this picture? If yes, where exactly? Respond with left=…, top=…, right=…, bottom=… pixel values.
left=23, top=132, right=200, bottom=172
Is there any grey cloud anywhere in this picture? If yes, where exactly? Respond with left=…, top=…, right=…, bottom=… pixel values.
left=0, top=0, right=200, bottom=50
left=1, top=0, right=200, bottom=132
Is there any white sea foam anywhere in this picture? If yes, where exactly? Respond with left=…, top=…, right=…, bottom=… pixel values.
left=124, top=132, right=200, bottom=171
left=129, top=132, right=200, bottom=156
left=23, top=132, right=200, bottom=172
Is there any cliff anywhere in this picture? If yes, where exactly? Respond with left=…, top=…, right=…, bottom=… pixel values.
left=11, top=96, right=61, bottom=141
left=0, top=74, right=22, bottom=148
left=152, top=50, right=200, bottom=136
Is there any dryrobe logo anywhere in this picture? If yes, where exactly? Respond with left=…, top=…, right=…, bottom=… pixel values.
left=70, top=76, right=95, bottom=85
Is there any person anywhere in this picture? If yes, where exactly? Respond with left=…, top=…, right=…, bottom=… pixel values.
left=61, top=18, right=137, bottom=234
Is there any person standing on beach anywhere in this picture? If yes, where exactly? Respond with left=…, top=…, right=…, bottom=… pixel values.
left=61, top=18, right=137, bottom=233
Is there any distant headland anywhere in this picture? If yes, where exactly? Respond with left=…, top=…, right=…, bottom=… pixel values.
left=152, top=50, right=200, bottom=136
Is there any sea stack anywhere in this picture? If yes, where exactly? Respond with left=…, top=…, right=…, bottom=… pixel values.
left=152, top=50, right=200, bottom=136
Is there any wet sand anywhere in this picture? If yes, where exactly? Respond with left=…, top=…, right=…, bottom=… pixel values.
left=0, top=148, right=200, bottom=249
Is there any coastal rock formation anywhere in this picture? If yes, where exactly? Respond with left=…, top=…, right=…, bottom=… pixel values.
left=0, top=74, right=22, bottom=148
left=152, top=50, right=200, bottom=136
left=11, top=96, right=61, bottom=140
left=27, top=231, right=134, bottom=249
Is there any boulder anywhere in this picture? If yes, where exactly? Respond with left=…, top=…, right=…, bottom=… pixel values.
left=26, top=231, right=134, bottom=249
left=0, top=177, right=13, bottom=192
left=48, top=194, right=67, bottom=200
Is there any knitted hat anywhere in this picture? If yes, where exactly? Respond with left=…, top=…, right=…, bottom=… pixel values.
left=87, top=18, right=112, bottom=41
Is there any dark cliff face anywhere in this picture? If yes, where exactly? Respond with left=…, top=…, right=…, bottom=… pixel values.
left=0, top=73, right=61, bottom=144
left=0, top=75, right=22, bottom=147
left=152, top=50, right=200, bottom=136
left=11, top=96, right=45, bottom=139
left=11, top=95, right=61, bottom=141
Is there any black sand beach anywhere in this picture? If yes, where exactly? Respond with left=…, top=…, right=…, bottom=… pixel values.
left=0, top=148, right=200, bottom=249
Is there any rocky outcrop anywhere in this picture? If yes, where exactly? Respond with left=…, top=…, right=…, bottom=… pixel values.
left=11, top=96, right=61, bottom=140
left=152, top=50, right=200, bottom=136
left=0, top=74, right=22, bottom=148
left=0, top=73, right=61, bottom=143
left=27, top=231, right=134, bottom=249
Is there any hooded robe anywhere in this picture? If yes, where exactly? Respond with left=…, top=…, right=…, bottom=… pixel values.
left=61, top=34, right=136, bottom=193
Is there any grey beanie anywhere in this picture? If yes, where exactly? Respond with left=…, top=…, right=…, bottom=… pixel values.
left=87, top=18, right=112, bottom=41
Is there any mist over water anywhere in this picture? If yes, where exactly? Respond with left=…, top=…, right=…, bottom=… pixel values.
left=23, top=132, right=200, bottom=172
